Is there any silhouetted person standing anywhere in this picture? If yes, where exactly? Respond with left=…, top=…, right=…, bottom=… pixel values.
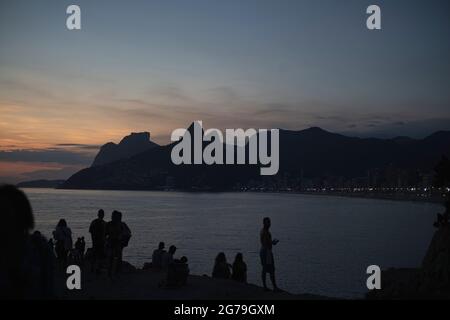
left=231, top=253, right=247, bottom=283
left=212, top=252, right=231, bottom=279
left=0, top=185, right=55, bottom=299
left=260, top=217, right=279, bottom=291
left=152, top=241, right=166, bottom=269
left=53, top=219, right=73, bottom=269
left=105, top=210, right=131, bottom=278
left=89, top=209, right=106, bottom=273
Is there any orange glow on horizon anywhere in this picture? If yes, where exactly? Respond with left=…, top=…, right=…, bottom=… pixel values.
left=0, top=99, right=177, bottom=151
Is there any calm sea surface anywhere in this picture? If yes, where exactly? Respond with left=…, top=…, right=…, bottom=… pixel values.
left=23, top=188, right=440, bottom=298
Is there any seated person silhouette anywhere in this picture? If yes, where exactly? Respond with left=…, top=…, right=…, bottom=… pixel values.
left=152, top=242, right=166, bottom=269
left=161, top=245, right=177, bottom=269
left=166, top=256, right=190, bottom=287
left=212, top=252, right=231, bottom=279
left=231, top=253, right=247, bottom=283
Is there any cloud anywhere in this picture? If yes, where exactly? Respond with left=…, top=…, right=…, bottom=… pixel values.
left=54, top=143, right=102, bottom=151
left=0, top=148, right=94, bottom=166
left=146, top=85, right=193, bottom=102
left=0, top=78, right=55, bottom=101
left=340, top=118, right=450, bottom=139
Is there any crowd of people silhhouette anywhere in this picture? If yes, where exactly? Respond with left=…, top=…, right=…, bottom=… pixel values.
left=48, top=210, right=132, bottom=279
left=146, top=243, right=190, bottom=287
left=0, top=184, right=285, bottom=299
left=0, top=185, right=136, bottom=299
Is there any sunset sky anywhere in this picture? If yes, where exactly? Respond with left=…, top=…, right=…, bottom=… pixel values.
left=1, top=0, right=449, bottom=183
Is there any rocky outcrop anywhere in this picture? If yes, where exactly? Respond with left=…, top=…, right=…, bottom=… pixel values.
left=421, top=225, right=450, bottom=290
left=91, top=132, right=158, bottom=167
left=367, top=214, right=450, bottom=299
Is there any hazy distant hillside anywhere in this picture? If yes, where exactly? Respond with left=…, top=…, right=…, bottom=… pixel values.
left=17, top=179, right=65, bottom=188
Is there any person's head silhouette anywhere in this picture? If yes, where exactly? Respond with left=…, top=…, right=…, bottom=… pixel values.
left=32, top=230, right=41, bottom=238
left=234, top=253, right=243, bottom=263
left=98, top=209, right=105, bottom=219
left=180, top=256, right=188, bottom=264
left=57, top=219, right=67, bottom=228
left=215, top=252, right=226, bottom=264
left=158, top=242, right=165, bottom=250
left=1, top=185, right=34, bottom=239
left=168, top=245, right=177, bottom=255
left=263, top=217, right=271, bottom=229
left=111, top=210, right=122, bottom=223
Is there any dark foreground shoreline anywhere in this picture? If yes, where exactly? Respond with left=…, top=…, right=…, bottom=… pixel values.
left=57, top=262, right=450, bottom=300
left=56, top=263, right=332, bottom=300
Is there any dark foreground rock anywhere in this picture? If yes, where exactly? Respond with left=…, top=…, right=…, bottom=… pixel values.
left=55, top=263, right=330, bottom=300
left=367, top=225, right=450, bottom=299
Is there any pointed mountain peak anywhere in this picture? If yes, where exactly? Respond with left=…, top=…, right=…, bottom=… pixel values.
left=119, top=132, right=151, bottom=145
left=91, top=131, right=157, bottom=167
left=303, top=127, right=330, bottom=134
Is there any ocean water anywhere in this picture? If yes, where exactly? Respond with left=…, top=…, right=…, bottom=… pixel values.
left=23, top=188, right=440, bottom=298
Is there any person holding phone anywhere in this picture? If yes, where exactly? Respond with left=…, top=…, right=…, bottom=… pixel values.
left=260, top=217, right=280, bottom=292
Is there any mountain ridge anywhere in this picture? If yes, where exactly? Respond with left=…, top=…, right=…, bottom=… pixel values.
left=61, top=125, right=450, bottom=191
left=91, top=132, right=158, bottom=167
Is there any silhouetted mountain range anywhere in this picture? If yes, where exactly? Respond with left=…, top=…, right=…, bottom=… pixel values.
left=61, top=124, right=450, bottom=191
left=17, top=179, right=65, bottom=188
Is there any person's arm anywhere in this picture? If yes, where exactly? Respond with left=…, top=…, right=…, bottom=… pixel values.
left=123, top=223, right=131, bottom=237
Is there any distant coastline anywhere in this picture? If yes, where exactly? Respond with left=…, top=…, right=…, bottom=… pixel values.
left=20, top=185, right=447, bottom=204
left=294, top=190, right=446, bottom=204
left=16, top=179, right=66, bottom=188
